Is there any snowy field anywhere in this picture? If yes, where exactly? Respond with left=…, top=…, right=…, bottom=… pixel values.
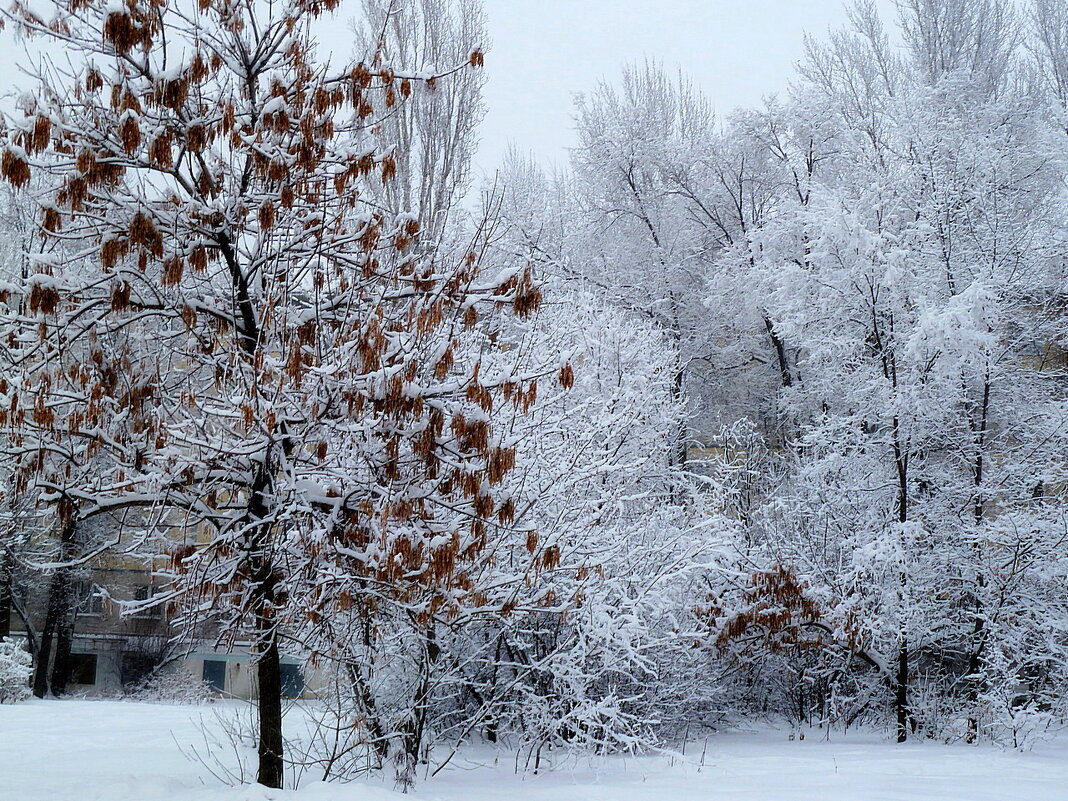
left=0, top=700, right=1065, bottom=801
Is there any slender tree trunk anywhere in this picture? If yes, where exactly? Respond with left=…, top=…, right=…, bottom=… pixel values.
left=396, top=625, right=440, bottom=790
left=964, top=622, right=985, bottom=743
left=347, top=661, right=390, bottom=765
left=763, top=315, right=793, bottom=389
left=11, top=595, right=37, bottom=660
left=890, top=427, right=911, bottom=743
left=0, top=550, right=11, bottom=640
left=666, top=299, right=688, bottom=484
left=346, top=597, right=391, bottom=766
left=965, top=374, right=991, bottom=743
left=672, top=361, right=688, bottom=473
left=895, top=637, right=909, bottom=743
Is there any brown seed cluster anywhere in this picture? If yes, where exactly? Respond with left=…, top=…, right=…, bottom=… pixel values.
left=699, top=564, right=860, bottom=657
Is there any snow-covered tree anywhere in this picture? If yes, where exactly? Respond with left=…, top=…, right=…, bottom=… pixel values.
left=351, top=0, right=486, bottom=245
left=0, top=0, right=548, bottom=788
left=705, top=0, right=1068, bottom=744
left=571, top=63, right=717, bottom=466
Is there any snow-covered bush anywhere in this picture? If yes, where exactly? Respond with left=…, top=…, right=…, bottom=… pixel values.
left=0, top=638, right=32, bottom=703
left=126, top=668, right=214, bottom=706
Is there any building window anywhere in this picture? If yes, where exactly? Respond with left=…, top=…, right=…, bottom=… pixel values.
left=280, top=663, right=304, bottom=698
left=73, top=581, right=104, bottom=616
left=69, top=653, right=97, bottom=685
left=132, top=585, right=162, bottom=618
left=202, top=659, right=226, bottom=692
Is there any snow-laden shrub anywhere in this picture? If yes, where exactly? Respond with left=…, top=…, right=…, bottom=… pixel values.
left=0, top=638, right=32, bottom=703
left=973, top=643, right=1066, bottom=750
left=127, top=668, right=214, bottom=705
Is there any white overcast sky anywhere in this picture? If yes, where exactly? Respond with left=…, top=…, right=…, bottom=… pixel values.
left=473, top=0, right=902, bottom=175
left=0, top=0, right=902, bottom=175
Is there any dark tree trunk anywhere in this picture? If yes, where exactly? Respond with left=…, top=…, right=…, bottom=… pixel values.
left=32, top=566, right=77, bottom=697
left=965, top=375, right=992, bottom=743
left=763, top=315, right=793, bottom=389
left=256, top=625, right=284, bottom=789
left=249, top=534, right=284, bottom=789
left=895, top=639, right=909, bottom=743
left=32, top=521, right=78, bottom=698
left=246, top=461, right=285, bottom=790
left=672, top=363, right=688, bottom=473
left=31, top=572, right=58, bottom=698
left=50, top=604, right=75, bottom=696
left=889, top=399, right=911, bottom=744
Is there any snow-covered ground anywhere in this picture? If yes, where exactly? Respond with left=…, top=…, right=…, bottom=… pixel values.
left=0, top=699, right=1064, bottom=800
